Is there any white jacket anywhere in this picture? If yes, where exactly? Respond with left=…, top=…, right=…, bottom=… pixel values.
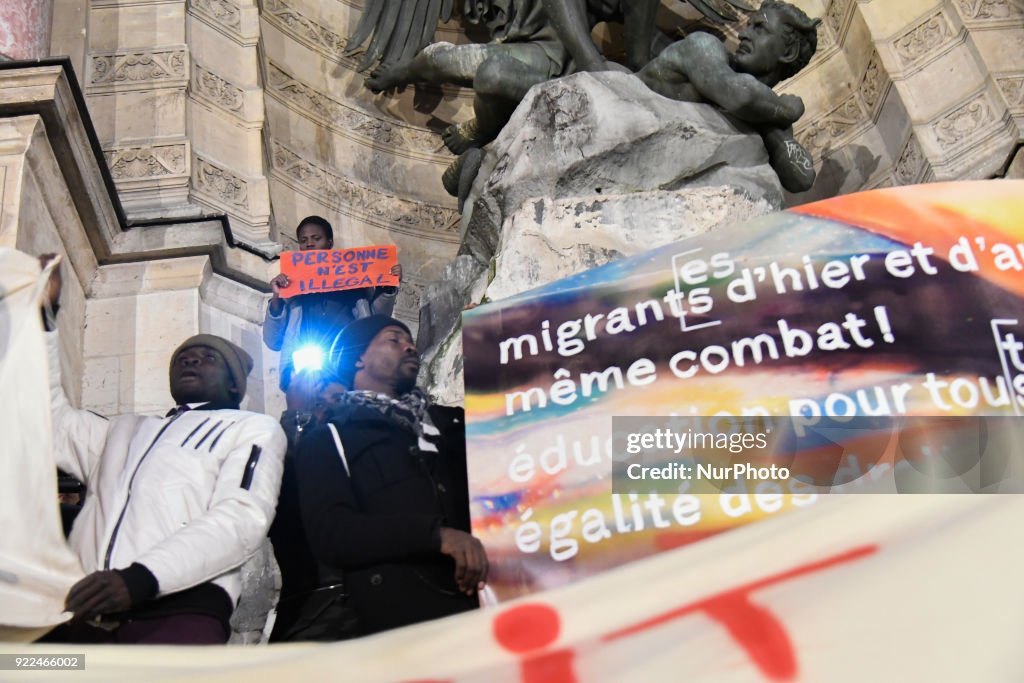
left=47, top=332, right=286, bottom=606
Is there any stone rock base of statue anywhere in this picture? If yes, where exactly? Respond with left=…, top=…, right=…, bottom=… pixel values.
left=419, top=72, right=782, bottom=405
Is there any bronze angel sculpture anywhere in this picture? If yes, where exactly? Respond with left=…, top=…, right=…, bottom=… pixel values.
left=348, top=0, right=817, bottom=201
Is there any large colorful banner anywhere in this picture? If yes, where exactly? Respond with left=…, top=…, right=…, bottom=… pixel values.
left=462, top=180, right=1024, bottom=601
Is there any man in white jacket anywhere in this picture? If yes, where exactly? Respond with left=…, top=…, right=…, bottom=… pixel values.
left=43, top=263, right=286, bottom=644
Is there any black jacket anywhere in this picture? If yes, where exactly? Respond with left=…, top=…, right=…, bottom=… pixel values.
left=267, top=412, right=320, bottom=641
left=295, top=403, right=477, bottom=636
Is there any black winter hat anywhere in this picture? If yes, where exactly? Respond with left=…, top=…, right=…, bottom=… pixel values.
left=170, top=334, right=254, bottom=400
left=329, top=315, right=412, bottom=387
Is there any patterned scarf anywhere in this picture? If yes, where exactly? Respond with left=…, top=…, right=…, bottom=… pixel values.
left=341, top=387, right=440, bottom=452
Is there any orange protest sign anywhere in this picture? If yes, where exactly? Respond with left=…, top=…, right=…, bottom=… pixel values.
left=278, top=245, right=398, bottom=298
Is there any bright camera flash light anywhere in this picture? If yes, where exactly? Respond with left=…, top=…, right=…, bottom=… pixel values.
left=292, top=344, right=324, bottom=373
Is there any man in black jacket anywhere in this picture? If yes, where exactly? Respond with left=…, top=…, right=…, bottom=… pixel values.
left=268, top=369, right=346, bottom=642
left=295, top=316, right=487, bottom=637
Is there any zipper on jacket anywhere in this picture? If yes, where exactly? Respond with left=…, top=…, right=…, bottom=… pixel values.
left=102, top=411, right=185, bottom=570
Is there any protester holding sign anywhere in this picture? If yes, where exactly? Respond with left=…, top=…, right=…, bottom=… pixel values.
left=262, top=216, right=402, bottom=392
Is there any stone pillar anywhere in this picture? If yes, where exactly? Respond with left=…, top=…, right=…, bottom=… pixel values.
left=0, top=0, right=54, bottom=60
left=861, top=0, right=1019, bottom=181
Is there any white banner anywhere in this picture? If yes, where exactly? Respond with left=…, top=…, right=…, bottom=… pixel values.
left=3, top=494, right=1021, bottom=681
left=0, top=249, right=82, bottom=639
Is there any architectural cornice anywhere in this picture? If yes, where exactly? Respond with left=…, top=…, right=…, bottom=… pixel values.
left=0, top=60, right=276, bottom=291
left=265, top=61, right=451, bottom=164
left=270, top=141, right=460, bottom=241
left=86, top=47, right=189, bottom=94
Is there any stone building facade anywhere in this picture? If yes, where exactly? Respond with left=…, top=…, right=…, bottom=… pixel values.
left=1, top=0, right=1021, bottom=417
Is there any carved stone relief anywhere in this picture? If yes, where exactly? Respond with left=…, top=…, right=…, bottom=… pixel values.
left=261, top=0, right=352, bottom=64
left=189, top=0, right=242, bottom=31
left=817, top=19, right=837, bottom=51
left=88, top=48, right=188, bottom=92
left=933, top=94, right=993, bottom=150
left=188, top=0, right=259, bottom=47
left=192, top=63, right=245, bottom=114
left=265, top=63, right=449, bottom=162
left=892, top=11, right=955, bottom=68
left=795, top=96, right=869, bottom=159
left=193, top=155, right=250, bottom=210
left=997, top=75, right=1024, bottom=109
left=955, top=0, right=1024, bottom=22
left=825, top=0, right=854, bottom=40
left=894, top=134, right=927, bottom=184
left=106, top=143, right=188, bottom=180
left=271, top=142, right=459, bottom=238
left=859, top=51, right=889, bottom=119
